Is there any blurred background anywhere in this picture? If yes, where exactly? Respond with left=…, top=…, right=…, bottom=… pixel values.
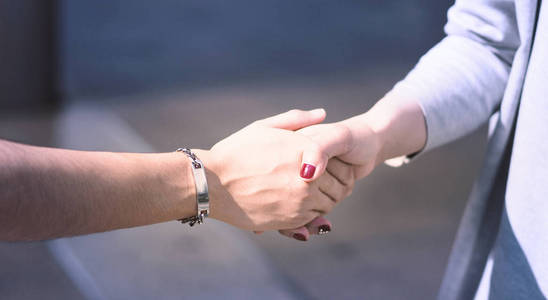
left=0, top=0, right=489, bottom=299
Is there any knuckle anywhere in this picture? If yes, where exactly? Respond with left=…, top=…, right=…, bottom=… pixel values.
left=307, top=141, right=328, bottom=162
left=344, top=185, right=354, bottom=198
left=287, top=210, right=301, bottom=221
left=333, top=123, right=353, bottom=153
left=348, top=180, right=355, bottom=191
left=308, top=140, right=323, bottom=154
left=342, top=166, right=355, bottom=185
left=288, top=109, right=304, bottom=118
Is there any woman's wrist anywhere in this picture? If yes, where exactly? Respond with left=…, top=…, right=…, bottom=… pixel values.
left=336, top=95, right=426, bottom=169
left=338, top=113, right=386, bottom=167
left=360, top=96, right=427, bottom=162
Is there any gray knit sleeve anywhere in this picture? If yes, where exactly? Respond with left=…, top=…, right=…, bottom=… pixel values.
left=387, top=0, right=519, bottom=158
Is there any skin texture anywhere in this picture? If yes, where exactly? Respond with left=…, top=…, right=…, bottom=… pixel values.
left=0, top=109, right=354, bottom=241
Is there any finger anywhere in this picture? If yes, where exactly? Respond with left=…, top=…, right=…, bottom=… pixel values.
left=255, top=108, right=326, bottom=130
left=299, top=124, right=353, bottom=182
left=326, top=158, right=355, bottom=190
left=305, top=216, right=332, bottom=235
left=315, top=170, right=349, bottom=204
left=306, top=184, right=337, bottom=216
left=279, top=226, right=310, bottom=242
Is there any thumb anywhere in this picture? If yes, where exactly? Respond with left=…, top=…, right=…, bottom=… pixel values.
left=299, top=124, right=353, bottom=181
left=255, top=108, right=326, bottom=130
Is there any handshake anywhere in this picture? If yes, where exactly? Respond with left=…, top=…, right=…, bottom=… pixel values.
left=194, top=108, right=383, bottom=241
left=0, top=95, right=424, bottom=242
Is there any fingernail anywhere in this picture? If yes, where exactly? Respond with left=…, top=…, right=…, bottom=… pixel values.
left=310, top=108, right=325, bottom=117
left=300, top=163, right=316, bottom=179
left=293, top=233, right=307, bottom=241
left=318, top=225, right=331, bottom=235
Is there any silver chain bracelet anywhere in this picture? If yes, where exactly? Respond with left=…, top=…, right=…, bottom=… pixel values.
left=176, top=148, right=210, bottom=226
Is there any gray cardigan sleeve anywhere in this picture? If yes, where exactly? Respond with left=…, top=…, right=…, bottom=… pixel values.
left=387, top=0, right=520, bottom=153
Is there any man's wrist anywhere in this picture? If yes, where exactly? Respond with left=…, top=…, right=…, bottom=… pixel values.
left=190, top=149, right=226, bottom=223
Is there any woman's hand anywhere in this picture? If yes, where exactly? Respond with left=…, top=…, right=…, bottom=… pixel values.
left=297, top=121, right=382, bottom=180
left=273, top=121, right=380, bottom=240
left=275, top=96, right=427, bottom=241
left=196, top=109, right=354, bottom=231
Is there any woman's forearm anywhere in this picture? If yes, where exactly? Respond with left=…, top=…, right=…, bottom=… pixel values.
left=0, top=140, right=196, bottom=241
left=342, top=95, right=427, bottom=165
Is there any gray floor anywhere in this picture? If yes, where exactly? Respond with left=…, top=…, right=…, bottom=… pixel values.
left=0, top=68, right=487, bottom=299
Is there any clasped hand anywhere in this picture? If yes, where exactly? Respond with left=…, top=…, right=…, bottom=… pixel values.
left=197, top=108, right=381, bottom=241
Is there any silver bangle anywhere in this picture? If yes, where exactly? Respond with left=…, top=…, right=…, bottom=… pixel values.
left=176, top=148, right=210, bottom=226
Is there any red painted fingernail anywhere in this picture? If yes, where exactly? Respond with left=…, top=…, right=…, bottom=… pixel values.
left=293, top=233, right=307, bottom=241
left=300, top=164, right=316, bottom=179
left=318, top=225, right=331, bottom=235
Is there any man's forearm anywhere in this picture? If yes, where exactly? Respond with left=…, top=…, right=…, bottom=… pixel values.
left=0, top=140, right=196, bottom=241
